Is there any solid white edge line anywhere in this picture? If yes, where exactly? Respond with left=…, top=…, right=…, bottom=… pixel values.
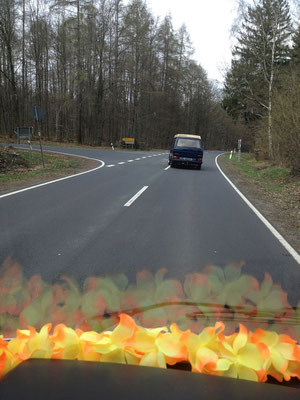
left=215, top=153, right=300, bottom=265
left=0, top=150, right=105, bottom=199
left=124, top=186, right=149, bottom=207
left=165, top=166, right=170, bottom=170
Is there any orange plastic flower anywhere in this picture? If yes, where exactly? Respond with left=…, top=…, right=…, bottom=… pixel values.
left=0, top=337, right=20, bottom=377
left=251, top=329, right=300, bottom=381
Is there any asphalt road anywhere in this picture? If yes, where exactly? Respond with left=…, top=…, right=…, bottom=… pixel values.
left=1, top=145, right=299, bottom=306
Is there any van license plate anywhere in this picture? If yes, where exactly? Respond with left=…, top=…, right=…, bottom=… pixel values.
left=180, top=157, right=193, bottom=161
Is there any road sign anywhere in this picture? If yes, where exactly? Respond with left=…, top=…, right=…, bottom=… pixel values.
left=122, top=138, right=135, bottom=149
left=16, top=127, right=33, bottom=144
left=122, top=138, right=135, bottom=145
left=29, top=106, right=45, bottom=121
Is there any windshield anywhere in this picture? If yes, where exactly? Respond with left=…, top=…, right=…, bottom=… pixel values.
left=0, top=0, right=299, bottom=387
left=175, top=138, right=202, bottom=149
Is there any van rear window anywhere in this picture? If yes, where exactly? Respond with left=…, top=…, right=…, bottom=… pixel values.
left=176, top=138, right=201, bottom=148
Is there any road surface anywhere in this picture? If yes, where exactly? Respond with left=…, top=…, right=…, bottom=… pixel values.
left=0, top=145, right=299, bottom=306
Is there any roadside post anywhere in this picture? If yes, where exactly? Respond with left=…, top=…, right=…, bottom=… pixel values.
left=29, top=105, right=45, bottom=168
left=238, top=139, right=242, bottom=162
left=229, top=150, right=233, bottom=159
left=111, top=142, right=115, bottom=150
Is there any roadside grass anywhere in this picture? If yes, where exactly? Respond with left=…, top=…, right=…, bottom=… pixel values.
left=0, top=149, right=80, bottom=184
left=223, top=153, right=300, bottom=210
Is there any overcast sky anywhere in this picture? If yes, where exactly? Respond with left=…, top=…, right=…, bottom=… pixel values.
left=146, top=0, right=238, bottom=83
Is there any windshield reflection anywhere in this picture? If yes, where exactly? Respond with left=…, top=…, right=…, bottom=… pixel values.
left=1, top=257, right=299, bottom=342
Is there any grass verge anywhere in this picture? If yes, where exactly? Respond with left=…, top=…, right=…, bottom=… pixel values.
left=223, top=153, right=299, bottom=210
left=0, top=149, right=80, bottom=184
left=219, top=152, right=299, bottom=252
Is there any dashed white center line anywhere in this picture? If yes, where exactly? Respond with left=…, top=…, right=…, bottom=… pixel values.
left=106, top=165, right=115, bottom=168
left=135, top=158, right=141, bottom=160
left=127, top=160, right=134, bottom=162
left=165, top=166, right=170, bottom=170
left=148, top=156, right=152, bottom=158
left=118, top=162, right=125, bottom=165
left=142, top=156, right=147, bottom=159
left=124, top=186, right=149, bottom=207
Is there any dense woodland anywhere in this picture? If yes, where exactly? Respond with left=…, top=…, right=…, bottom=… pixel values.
left=0, top=0, right=238, bottom=150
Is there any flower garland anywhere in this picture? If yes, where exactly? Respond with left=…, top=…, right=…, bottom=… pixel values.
left=1, top=314, right=299, bottom=383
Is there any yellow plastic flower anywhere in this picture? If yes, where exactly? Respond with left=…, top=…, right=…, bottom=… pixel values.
left=50, top=324, right=81, bottom=359
left=216, top=324, right=264, bottom=381
left=184, top=322, right=224, bottom=373
left=8, top=326, right=37, bottom=360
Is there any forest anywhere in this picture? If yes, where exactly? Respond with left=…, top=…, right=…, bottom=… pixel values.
left=0, top=0, right=238, bottom=150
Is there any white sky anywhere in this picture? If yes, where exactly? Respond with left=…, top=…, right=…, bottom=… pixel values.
left=146, top=0, right=238, bottom=83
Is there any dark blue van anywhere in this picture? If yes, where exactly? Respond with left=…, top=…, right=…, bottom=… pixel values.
left=169, top=134, right=203, bottom=169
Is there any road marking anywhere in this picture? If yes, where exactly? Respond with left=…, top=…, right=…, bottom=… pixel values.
left=148, top=156, right=152, bottom=158
left=165, top=166, right=170, bottom=170
left=127, top=160, right=134, bottom=162
left=215, top=154, right=300, bottom=265
left=118, top=162, right=125, bottom=165
left=135, top=158, right=141, bottom=160
left=0, top=151, right=105, bottom=199
left=106, top=165, right=115, bottom=168
left=124, top=186, right=149, bottom=207
left=142, top=156, right=147, bottom=159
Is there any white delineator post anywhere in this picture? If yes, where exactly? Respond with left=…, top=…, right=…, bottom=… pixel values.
left=238, top=139, right=242, bottom=162
left=229, top=150, right=233, bottom=159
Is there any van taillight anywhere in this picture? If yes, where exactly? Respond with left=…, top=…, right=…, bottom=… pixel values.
left=197, top=158, right=202, bottom=161
left=173, top=155, right=179, bottom=159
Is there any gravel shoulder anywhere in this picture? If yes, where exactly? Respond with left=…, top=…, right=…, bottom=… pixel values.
left=218, top=154, right=300, bottom=254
